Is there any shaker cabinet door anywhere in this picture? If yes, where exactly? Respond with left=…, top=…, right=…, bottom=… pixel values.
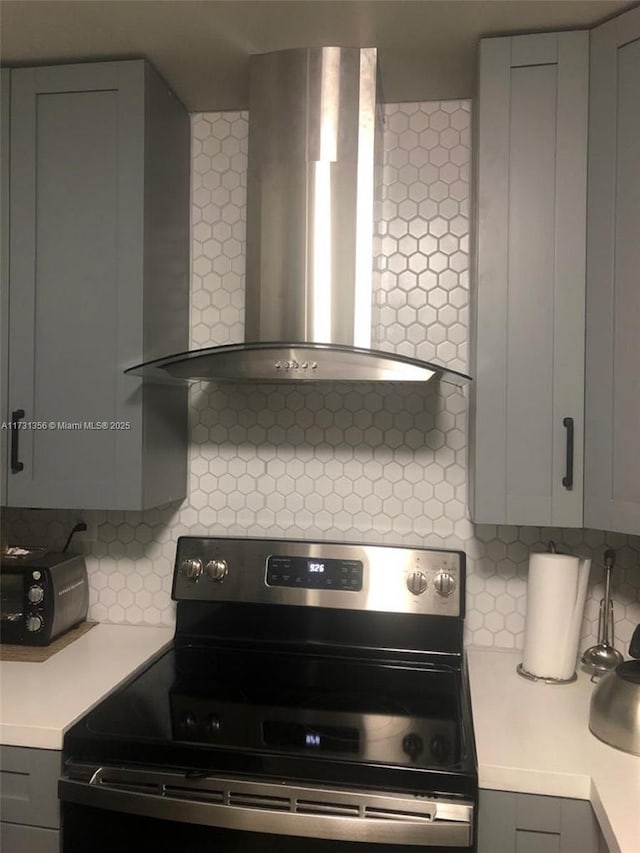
left=585, top=7, right=640, bottom=535
left=478, top=790, right=606, bottom=853
left=472, top=32, right=588, bottom=527
left=6, top=61, right=189, bottom=510
left=1, top=69, right=10, bottom=507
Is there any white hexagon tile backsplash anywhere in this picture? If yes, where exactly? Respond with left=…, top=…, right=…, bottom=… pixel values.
left=3, top=103, right=639, bottom=651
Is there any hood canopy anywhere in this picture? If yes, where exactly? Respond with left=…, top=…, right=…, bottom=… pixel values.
left=125, top=342, right=471, bottom=385
left=126, top=47, right=471, bottom=388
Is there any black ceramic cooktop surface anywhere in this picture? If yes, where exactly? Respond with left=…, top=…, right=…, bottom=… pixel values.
left=64, top=642, right=477, bottom=797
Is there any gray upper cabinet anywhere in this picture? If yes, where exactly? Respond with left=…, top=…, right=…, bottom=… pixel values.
left=585, top=7, right=640, bottom=535
left=1, top=69, right=10, bottom=507
left=6, top=60, right=189, bottom=510
left=471, top=32, right=589, bottom=527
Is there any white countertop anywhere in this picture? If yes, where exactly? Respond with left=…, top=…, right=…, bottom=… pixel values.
left=0, top=624, right=173, bottom=749
left=467, top=647, right=640, bottom=853
left=2, top=630, right=637, bottom=851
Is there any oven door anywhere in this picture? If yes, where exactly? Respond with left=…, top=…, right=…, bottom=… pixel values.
left=60, top=764, right=475, bottom=851
left=0, top=570, right=26, bottom=643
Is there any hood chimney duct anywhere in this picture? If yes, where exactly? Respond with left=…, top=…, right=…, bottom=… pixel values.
left=245, top=47, right=377, bottom=350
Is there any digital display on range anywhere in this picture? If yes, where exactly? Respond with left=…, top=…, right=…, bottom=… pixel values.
left=263, top=720, right=359, bottom=754
left=266, top=556, right=363, bottom=591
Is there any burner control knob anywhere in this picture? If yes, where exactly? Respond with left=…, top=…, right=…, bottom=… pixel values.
left=431, top=735, right=452, bottom=764
left=206, top=714, right=221, bottom=737
left=184, top=713, right=197, bottom=732
left=402, top=733, right=424, bottom=761
left=27, top=585, right=44, bottom=604
left=180, top=558, right=203, bottom=581
left=205, top=559, right=228, bottom=582
left=407, top=571, right=428, bottom=595
left=434, top=571, right=456, bottom=597
left=26, top=615, right=43, bottom=632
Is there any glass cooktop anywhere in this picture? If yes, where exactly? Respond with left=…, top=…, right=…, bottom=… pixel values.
left=82, top=643, right=464, bottom=772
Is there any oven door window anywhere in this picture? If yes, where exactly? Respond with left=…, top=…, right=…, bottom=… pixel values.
left=63, top=803, right=473, bottom=852
left=0, top=574, right=24, bottom=622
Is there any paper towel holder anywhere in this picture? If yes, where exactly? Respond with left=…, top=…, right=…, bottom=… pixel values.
left=516, top=662, right=578, bottom=685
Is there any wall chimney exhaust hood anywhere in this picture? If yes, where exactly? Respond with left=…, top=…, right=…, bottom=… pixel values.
left=125, top=47, right=471, bottom=387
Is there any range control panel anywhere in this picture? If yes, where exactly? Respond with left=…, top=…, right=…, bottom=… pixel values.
left=173, top=537, right=465, bottom=618
left=266, top=556, right=363, bottom=592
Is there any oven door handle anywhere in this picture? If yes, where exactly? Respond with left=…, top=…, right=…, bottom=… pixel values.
left=60, top=771, right=474, bottom=848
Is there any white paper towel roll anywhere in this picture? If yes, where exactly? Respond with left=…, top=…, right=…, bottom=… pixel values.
left=522, top=553, right=591, bottom=681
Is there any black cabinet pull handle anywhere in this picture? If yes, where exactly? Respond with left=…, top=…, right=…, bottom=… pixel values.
left=10, top=409, right=25, bottom=473
left=562, top=416, right=574, bottom=490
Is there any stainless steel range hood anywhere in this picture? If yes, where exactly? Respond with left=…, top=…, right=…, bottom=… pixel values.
left=126, top=47, right=470, bottom=386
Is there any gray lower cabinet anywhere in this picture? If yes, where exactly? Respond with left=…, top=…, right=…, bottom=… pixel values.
left=5, top=60, right=189, bottom=510
left=478, top=790, right=609, bottom=853
left=471, top=31, right=589, bottom=528
left=585, top=7, right=640, bottom=535
left=0, top=746, right=61, bottom=853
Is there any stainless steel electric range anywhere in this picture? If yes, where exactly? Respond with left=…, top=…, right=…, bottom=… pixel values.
left=60, top=537, right=478, bottom=851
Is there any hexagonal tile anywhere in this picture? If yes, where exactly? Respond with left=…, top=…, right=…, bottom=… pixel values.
left=3, top=102, right=636, bottom=647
